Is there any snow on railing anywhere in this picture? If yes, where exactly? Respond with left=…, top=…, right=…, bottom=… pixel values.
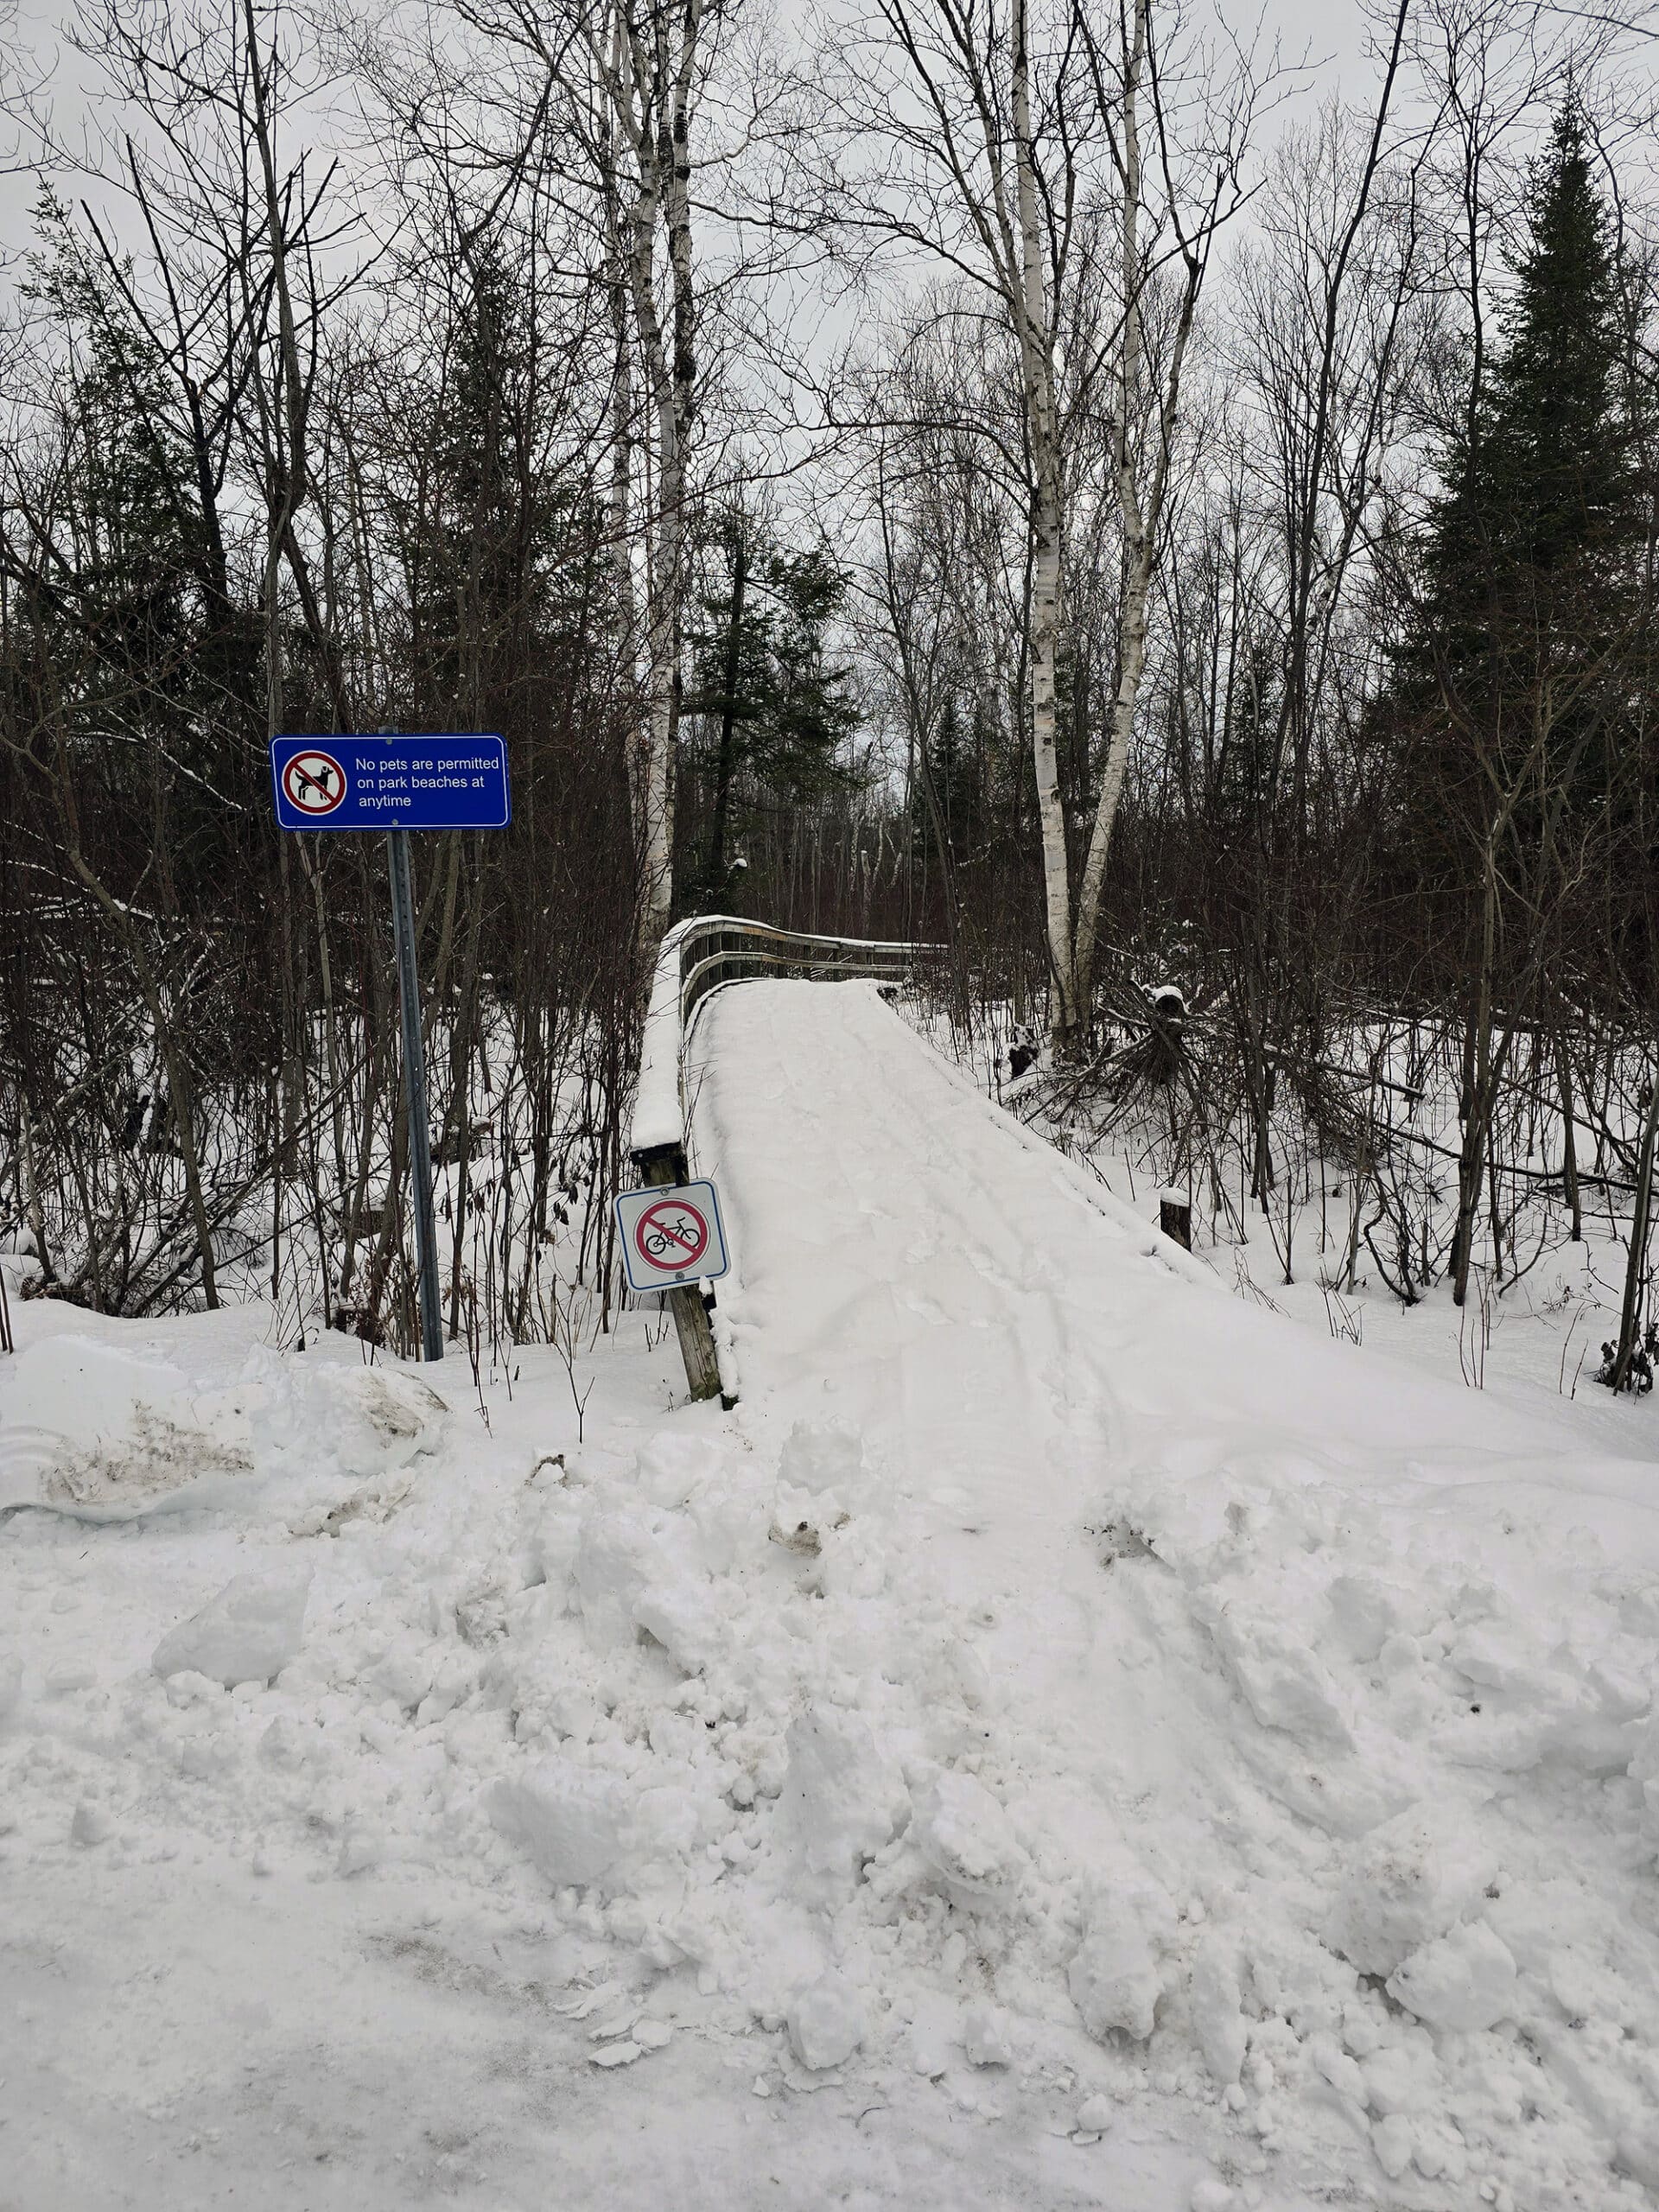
left=631, top=915, right=941, bottom=1166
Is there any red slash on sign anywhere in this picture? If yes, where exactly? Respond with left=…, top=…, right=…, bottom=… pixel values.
left=634, top=1197, right=710, bottom=1274
left=613, top=1177, right=728, bottom=1297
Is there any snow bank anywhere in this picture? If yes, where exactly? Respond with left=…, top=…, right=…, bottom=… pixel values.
left=673, top=979, right=1659, bottom=2204
left=0, top=1328, right=445, bottom=1523
left=446, top=1364, right=1659, bottom=2201
left=1, top=1333, right=255, bottom=1516
left=7, top=979, right=1659, bottom=2210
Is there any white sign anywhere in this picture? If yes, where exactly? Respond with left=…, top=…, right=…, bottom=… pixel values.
left=614, top=1179, right=730, bottom=1294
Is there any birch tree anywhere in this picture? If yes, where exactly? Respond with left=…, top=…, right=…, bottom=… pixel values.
left=1067, top=0, right=1258, bottom=1028
left=810, top=0, right=1111, bottom=1037
left=582, top=0, right=709, bottom=943
left=813, top=0, right=1256, bottom=1045
left=440, top=0, right=715, bottom=943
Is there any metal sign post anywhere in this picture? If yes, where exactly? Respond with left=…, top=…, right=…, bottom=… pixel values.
left=270, top=733, right=512, bottom=1363
left=386, top=827, right=444, bottom=1362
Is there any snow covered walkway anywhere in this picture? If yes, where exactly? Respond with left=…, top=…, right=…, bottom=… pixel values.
left=690, top=981, right=1659, bottom=2206
left=3, top=977, right=1659, bottom=2210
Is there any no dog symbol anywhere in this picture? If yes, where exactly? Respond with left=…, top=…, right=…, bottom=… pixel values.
left=281, top=747, right=347, bottom=816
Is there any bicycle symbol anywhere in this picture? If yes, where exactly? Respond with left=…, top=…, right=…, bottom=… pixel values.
left=634, top=1198, right=709, bottom=1273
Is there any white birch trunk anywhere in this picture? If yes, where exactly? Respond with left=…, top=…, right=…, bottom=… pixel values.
left=654, top=0, right=700, bottom=938
left=630, top=212, right=678, bottom=944
left=603, top=134, right=638, bottom=671
left=1011, top=0, right=1077, bottom=1043
left=1071, top=0, right=1198, bottom=1021
left=612, top=62, right=675, bottom=939
left=605, top=0, right=702, bottom=949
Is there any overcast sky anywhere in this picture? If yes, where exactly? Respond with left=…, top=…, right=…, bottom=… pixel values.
left=0, top=0, right=1377, bottom=257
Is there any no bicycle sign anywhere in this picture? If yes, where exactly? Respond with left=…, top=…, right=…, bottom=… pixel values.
left=614, top=1179, right=730, bottom=1294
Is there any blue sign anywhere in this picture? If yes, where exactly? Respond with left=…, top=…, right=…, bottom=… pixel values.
left=270, top=734, right=511, bottom=831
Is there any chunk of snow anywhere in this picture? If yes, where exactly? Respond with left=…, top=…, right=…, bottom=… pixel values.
left=152, top=1568, right=311, bottom=1688
left=779, top=1706, right=908, bottom=1889
left=1324, top=1808, right=1487, bottom=1977
left=633, top=1433, right=721, bottom=1510
left=779, top=1419, right=866, bottom=1503
left=574, top=1503, right=686, bottom=1651
left=251, top=1358, right=445, bottom=1484
left=1325, top=1571, right=1433, bottom=1665
left=1372, top=2114, right=1415, bottom=2180
left=961, top=2004, right=1014, bottom=2068
left=632, top=1573, right=724, bottom=1675
left=554, top=1980, right=626, bottom=2021
left=490, top=1762, right=634, bottom=1891
left=1359, top=2039, right=1436, bottom=2118
left=1198, top=1594, right=1352, bottom=1745
left=1308, top=2031, right=1366, bottom=2104
left=1629, top=1710, right=1659, bottom=1841
left=1070, top=1921, right=1163, bottom=2044
left=1189, top=1940, right=1248, bottom=2086
left=335, top=1827, right=383, bottom=1878
left=1386, top=1921, right=1518, bottom=2032
left=910, top=1769, right=1027, bottom=1906
left=1068, top=1855, right=1176, bottom=2044
left=786, top=1973, right=865, bottom=2071
left=164, top=1669, right=223, bottom=1708
left=70, top=1802, right=115, bottom=1847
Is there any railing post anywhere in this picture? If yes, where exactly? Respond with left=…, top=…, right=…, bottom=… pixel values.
left=1159, top=1188, right=1192, bottom=1251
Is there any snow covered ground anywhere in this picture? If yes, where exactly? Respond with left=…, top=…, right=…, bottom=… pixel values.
left=944, top=992, right=1656, bottom=1427
left=4, top=977, right=1659, bottom=2210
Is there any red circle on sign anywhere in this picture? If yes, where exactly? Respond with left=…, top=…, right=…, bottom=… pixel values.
left=634, top=1198, right=709, bottom=1273
left=283, top=748, right=347, bottom=815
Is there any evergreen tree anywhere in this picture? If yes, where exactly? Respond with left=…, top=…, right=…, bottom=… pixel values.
left=388, top=239, right=620, bottom=800
left=1398, top=101, right=1642, bottom=816
left=1382, top=99, right=1649, bottom=1305
left=1470, top=105, right=1634, bottom=585
left=21, top=203, right=240, bottom=914
left=683, top=517, right=860, bottom=906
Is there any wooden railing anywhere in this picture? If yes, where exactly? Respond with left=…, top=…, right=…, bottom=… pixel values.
left=631, top=914, right=939, bottom=1174
left=626, top=916, right=940, bottom=1408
